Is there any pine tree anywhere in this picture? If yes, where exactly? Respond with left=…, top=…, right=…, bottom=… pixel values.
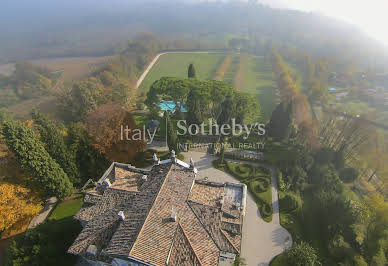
left=2, top=119, right=73, bottom=199
left=188, top=63, right=196, bottom=78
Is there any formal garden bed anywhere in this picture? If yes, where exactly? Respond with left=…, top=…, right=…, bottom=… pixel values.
left=213, top=159, right=273, bottom=222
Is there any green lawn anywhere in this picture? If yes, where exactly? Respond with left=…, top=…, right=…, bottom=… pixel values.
left=223, top=54, right=239, bottom=84
left=242, top=56, right=277, bottom=122
left=139, top=53, right=226, bottom=92
left=49, top=196, right=83, bottom=221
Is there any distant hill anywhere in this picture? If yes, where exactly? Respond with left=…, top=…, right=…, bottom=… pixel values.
left=0, top=0, right=386, bottom=70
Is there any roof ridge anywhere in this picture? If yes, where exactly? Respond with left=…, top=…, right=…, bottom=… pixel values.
left=220, top=229, right=240, bottom=254
left=128, top=164, right=173, bottom=258
left=186, top=200, right=222, bottom=251
left=187, top=199, right=219, bottom=209
left=178, top=222, right=204, bottom=266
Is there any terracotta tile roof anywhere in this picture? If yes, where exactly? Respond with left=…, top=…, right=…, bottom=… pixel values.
left=111, top=167, right=143, bottom=192
left=129, top=166, right=196, bottom=265
left=69, top=163, right=170, bottom=257
left=188, top=201, right=237, bottom=254
left=69, top=160, right=246, bottom=265
left=167, top=223, right=202, bottom=266
left=179, top=202, right=220, bottom=266
left=188, top=182, right=224, bottom=207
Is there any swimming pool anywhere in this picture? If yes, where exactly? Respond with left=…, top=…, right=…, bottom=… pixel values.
left=158, top=101, right=187, bottom=112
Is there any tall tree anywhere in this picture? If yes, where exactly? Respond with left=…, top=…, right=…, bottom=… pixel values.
left=188, top=63, right=196, bottom=78
left=165, top=111, right=179, bottom=153
left=84, top=103, right=145, bottom=163
left=186, top=88, right=203, bottom=126
left=67, top=123, right=109, bottom=183
left=2, top=120, right=73, bottom=199
left=267, top=100, right=294, bottom=141
left=31, top=110, right=80, bottom=184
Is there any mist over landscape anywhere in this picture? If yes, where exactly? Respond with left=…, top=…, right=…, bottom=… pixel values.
left=0, top=0, right=387, bottom=69
left=2, top=1, right=388, bottom=266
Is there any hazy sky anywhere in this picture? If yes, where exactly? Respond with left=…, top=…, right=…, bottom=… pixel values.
left=258, top=0, right=388, bottom=45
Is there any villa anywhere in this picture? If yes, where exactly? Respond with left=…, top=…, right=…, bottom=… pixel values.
left=68, top=151, right=247, bottom=266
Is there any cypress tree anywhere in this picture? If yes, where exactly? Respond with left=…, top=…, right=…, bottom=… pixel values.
left=267, top=100, right=294, bottom=141
left=165, top=111, right=179, bottom=153
left=31, top=110, right=80, bottom=184
left=188, top=63, right=196, bottom=78
left=186, top=88, right=203, bottom=127
left=3, top=119, right=73, bottom=199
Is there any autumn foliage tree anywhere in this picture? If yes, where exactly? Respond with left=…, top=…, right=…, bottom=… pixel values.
left=0, top=183, right=42, bottom=232
left=270, top=48, right=318, bottom=149
left=84, top=103, right=145, bottom=163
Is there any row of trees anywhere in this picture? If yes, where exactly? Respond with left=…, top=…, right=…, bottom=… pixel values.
left=2, top=118, right=74, bottom=199
left=264, top=50, right=387, bottom=263
left=269, top=49, right=319, bottom=149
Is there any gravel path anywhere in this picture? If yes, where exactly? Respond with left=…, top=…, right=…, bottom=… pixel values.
left=182, top=151, right=292, bottom=266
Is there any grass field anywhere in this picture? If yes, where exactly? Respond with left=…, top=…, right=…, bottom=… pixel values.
left=139, top=53, right=225, bottom=91
left=242, top=56, right=277, bottom=122
left=222, top=54, right=240, bottom=84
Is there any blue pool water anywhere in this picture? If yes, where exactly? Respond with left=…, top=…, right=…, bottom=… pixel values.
left=158, top=101, right=187, bottom=112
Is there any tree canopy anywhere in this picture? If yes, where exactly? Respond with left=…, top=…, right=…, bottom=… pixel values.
left=31, top=110, right=80, bottom=184
left=2, top=119, right=73, bottom=199
left=145, top=77, right=260, bottom=123
left=84, top=103, right=145, bottom=163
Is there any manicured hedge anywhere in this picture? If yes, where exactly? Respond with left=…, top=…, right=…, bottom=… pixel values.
left=279, top=193, right=299, bottom=212
left=255, top=177, right=270, bottom=193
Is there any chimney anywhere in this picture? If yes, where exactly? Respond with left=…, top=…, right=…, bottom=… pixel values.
left=118, top=211, right=125, bottom=221
left=153, top=153, right=159, bottom=165
left=170, top=207, right=177, bottom=222
left=190, top=158, right=195, bottom=169
left=170, top=150, right=176, bottom=159
left=103, top=179, right=112, bottom=187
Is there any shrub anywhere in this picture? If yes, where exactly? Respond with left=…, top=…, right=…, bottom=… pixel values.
left=280, top=193, right=299, bottom=212
left=236, top=165, right=243, bottom=174
left=285, top=242, right=320, bottom=266
left=255, top=177, right=269, bottom=193
left=262, top=202, right=272, bottom=217
left=353, top=256, right=367, bottom=266
left=278, top=170, right=291, bottom=191
left=339, top=167, right=358, bottom=183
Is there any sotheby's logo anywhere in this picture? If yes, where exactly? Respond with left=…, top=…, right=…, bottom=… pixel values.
left=120, top=118, right=265, bottom=144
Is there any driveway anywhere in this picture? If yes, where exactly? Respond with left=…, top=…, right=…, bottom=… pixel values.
left=181, top=151, right=292, bottom=266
